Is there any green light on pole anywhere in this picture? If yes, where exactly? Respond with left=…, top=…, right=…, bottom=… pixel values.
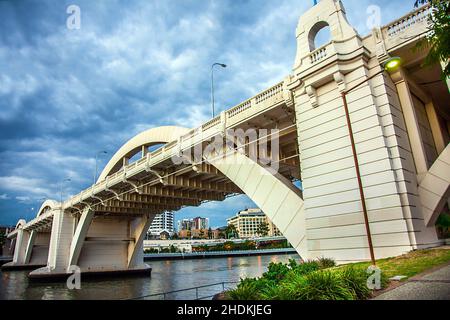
left=384, top=56, right=402, bottom=72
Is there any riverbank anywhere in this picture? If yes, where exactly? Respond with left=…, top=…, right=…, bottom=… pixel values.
left=144, top=247, right=297, bottom=261
left=221, top=246, right=450, bottom=300
left=0, top=253, right=299, bottom=300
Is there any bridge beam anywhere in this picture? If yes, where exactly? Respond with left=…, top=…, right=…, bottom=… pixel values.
left=127, top=214, right=153, bottom=269
left=205, top=144, right=308, bottom=259
left=68, top=207, right=94, bottom=267
left=164, top=175, right=241, bottom=193
left=11, top=228, right=29, bottom=265
left=46, top=209, right=76, bottom=273
left=24, top=231, right=37, bottom=264
left=94, top=206, right=180, bottom=216
left=105, top=194, right=201, bottom=207
left=419, top=144, right=450, bottom=227
left=139, top=186, right=228, bottom=201
left=392, top=70, right=429, bottom=177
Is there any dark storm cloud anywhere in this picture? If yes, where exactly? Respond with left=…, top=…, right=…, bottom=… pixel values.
left=0, top=0, right=414, bottom=225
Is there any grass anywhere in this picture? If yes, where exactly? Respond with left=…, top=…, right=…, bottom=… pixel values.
left=338, top=248, right=450, bottom=280
left=224, top=247, right=450, bottom=300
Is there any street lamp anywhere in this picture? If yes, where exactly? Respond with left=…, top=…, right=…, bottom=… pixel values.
left=59, top=178, right=71, bottom=204
left=211, top=63, right=227, bottom=118
left=94, top=150, right=108, bottom=184
left=384, top=56, right=402, bottom=72
left=340, top=56, right=402, bottom=266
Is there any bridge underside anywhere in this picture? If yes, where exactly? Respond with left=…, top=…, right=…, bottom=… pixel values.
left=5, top=1, right=450, bottom=279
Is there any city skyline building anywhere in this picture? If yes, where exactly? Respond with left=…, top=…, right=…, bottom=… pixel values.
left=177, top=216, right=209, bottom=231
left=227, top=208, right=282, bottom=238
left=147, top=211, right=174, bottom=239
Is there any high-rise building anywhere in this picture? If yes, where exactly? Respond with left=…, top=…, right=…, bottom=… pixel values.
left=147, top=211, right=174, bottom=239
left=177, top=217, right=209, bottom=231
left=192, top=217, right=209, bottom=230
left=227, top=208, right=281, bottom=238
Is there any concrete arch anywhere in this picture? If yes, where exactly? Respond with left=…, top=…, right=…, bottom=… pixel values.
left=204, top=146, right=308, bottom=259
left=36, top=200, right=59, bottom=218
left=15, top=219, right=26, bottom=229
left=308, top=21, right=330, bottom=51
left=419, top=144, right=450, bottom=227
left=97, top=126, right=190, bottom=182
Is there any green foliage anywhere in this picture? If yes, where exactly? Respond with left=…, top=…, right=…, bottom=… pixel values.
left=338, top=266, right=372, bottom=300
left=256, top=222, right=270, bottom=237
left=316, top=257, right=336, bottom=269
left=436, top=213, right=450, bottom=228
left=414, top=0, right=450, bottom=79
left=228, top=249, right=450, bottom=300
left=144, top=248, right=159, bottom=254
left=227, top=256, right=383, bottom=300
left=294, top=270, right=355, bottom=300
left=262, top=262, right=291, bottom=283
left=224, top=224, right=238, bottom=239
left=225, top=279, right=261, bottom=300
left=288, top=259, right=320, bottom=275
left=436, top=212, right=450, bottom=238
left=259, top=283, right=293, bottom=300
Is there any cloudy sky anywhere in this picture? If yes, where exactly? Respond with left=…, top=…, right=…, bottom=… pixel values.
left=0, top=0, right=414, bottom=228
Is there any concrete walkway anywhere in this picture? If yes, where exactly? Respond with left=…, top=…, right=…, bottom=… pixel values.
left=374, top=264, right=450, bottom=300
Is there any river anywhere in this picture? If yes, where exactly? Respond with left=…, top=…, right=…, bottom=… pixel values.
left=0, top=253, right=300, bottom=300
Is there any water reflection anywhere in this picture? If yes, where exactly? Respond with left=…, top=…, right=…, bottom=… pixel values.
left=0, top=254, right=300, bottom=300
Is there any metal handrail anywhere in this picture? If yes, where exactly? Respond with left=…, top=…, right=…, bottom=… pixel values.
left=126, top=281, right=238, bottom=300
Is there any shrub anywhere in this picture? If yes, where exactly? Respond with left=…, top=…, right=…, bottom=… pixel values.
left=225, top=279, right=260, bottom=300
left=280, top=272, right=308, bottom=300
left=380, top=270, right=390, bottom=289
left=316, top=257, right=336, bottom=269
left=338, top=266, right=372, bottom=300
left=295, top=270, right=354, bottom=300
left=291, top=260, right=320, bottom=275
left=262, top=262, right=291, bottom=283
left=259, top=283, right=293, bottom=300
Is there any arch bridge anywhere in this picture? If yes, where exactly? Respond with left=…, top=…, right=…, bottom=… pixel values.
left=5, top=0, right=449, bottom=279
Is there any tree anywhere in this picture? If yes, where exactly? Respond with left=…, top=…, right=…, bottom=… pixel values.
left=208, top=227, right=213, bottom=239
left=199, top=229, right=205, bottom=239
left=414, top=0, right=450, bottom=79
left=0, top=232, right=5, bottom=255
left=256, top=222, right=270, bottom=237
left=225, top=224, right=238, bottom=239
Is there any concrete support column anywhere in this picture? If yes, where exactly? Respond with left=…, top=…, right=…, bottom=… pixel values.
left=392, top=70, right=429, bottom=176
left=12, top=229, right=30, bottom=265
left=425, top=100, right=448, bottom=155
left=68, top=208, right=94, bottom=268
left=141, top=145, right=148, bottom=158
left=47, top=209, right=76, bottom=272
left=24, top=231, right=37, bottom=264
left=8, top=238, right=15, bottom=256
left=127, top=214, right=153, bottom=268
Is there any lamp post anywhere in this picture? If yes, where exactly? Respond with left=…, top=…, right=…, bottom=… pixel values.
left=59, top=178, right=71, bottom=204
left=94, top=150, right=108, bottom=184
left=211, top=63, right=227, bottom=118
left=340, top=56, right=401, bottom=266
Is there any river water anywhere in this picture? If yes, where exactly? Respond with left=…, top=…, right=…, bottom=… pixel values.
left=0, top=254, right=300, bottom=300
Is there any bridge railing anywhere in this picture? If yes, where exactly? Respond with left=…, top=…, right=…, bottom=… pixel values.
left=381, top=4, right=431, bottom=50
left=56, top=80, right=286, bottom=217
left=126, top=281, right=239, bottom=300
